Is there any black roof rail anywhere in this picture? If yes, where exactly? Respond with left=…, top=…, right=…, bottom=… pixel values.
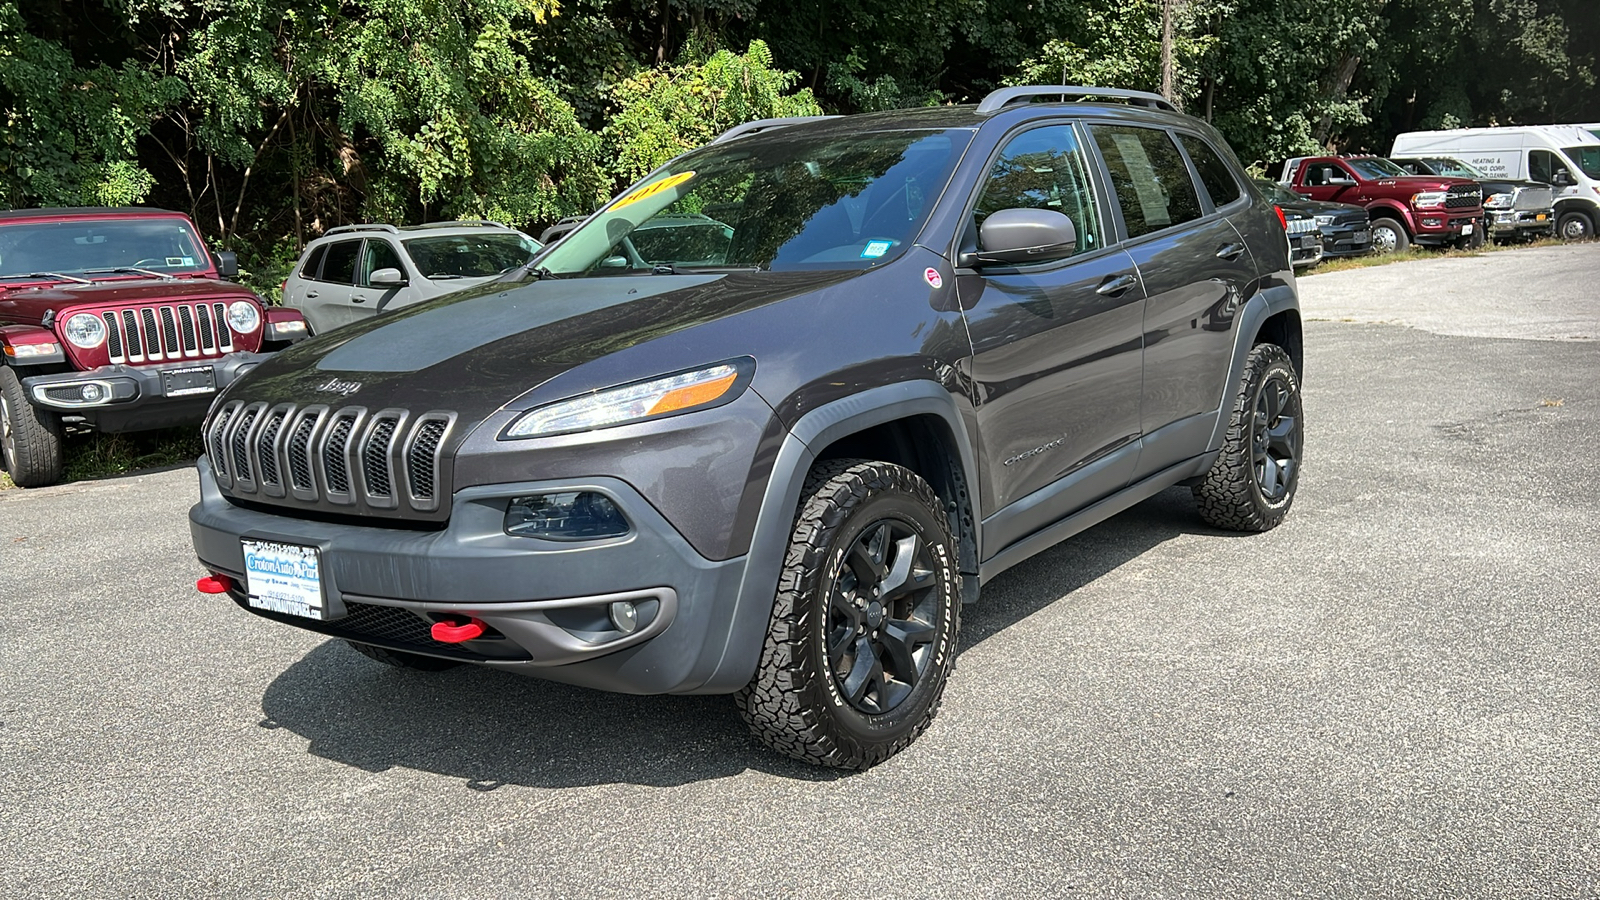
left=712, top=116, right=841, bottom=144
left=976, top=85, right=1177, bottom=115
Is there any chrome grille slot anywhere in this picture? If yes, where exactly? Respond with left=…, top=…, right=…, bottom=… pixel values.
left=140, top=308, right=162, bottom=359
left=102, top=312, right=124, bottom=362
left=197, top=306, right=216, bottom=350
left=214, top=303, right=233, bottom=352
left=159, top=307, right=180, bottom=355
left=121, top=310, right=143, bottom=362
left=178, top=306, right=198, bottom=355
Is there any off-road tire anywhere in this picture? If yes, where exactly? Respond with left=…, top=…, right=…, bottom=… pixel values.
left=0, top=366, right=65, bottom=488
left=344, top=640, right=463, bottom=671
left=1557, top=210, right=1594, bottom=241
left=1370, top=217, right=1409, bottom=254
left=736, top=459, right=960, bottom=769
left=1192, top=343, right=1303, bottom=532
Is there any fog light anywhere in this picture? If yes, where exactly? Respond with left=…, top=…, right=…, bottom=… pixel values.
left=609, top=600, right=639, bottom=635
left=1422, top=218, right=1441, bottom=227
left=504, top=491, right=630, bottom=540
left=80, top=382, right=103, bottom=402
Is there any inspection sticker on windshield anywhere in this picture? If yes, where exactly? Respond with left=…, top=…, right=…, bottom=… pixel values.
left=242, top=539, right=326, bottom=620
left=861, top=240, right=893, bottom=259
left=924, top=268, right=943, bottom=289
left=612, top=171, right=696, bottom=210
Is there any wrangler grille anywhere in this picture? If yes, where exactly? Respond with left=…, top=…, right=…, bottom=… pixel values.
left=90, top=301, right=242, bottom=365
left=206, top=400, right=454, bottom=517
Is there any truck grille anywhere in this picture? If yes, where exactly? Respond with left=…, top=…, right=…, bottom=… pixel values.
left=1514, top=186, right=1555, bottom=211
left=1445, top=186, right=1481, bottom=209
left=206, top=400, right=456, bottom=517
left=98, top=302, right=239, bottom=365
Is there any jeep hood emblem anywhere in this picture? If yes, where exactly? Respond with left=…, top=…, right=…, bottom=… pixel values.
left=315, top=377, right=363, bottom=396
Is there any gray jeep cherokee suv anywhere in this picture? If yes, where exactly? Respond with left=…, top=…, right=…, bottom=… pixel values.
left=190, top=86, right=1304, bottom=769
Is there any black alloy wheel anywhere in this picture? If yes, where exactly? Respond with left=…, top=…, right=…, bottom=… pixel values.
left=826, top=518, right=940, bottom=715
left=1250, top=368, right=1301, bottom=504
left=1193, top=343, right=1303, bottom=532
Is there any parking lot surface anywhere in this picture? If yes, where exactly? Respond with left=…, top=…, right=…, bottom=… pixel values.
left=3, top=243, right=1598, bottom=898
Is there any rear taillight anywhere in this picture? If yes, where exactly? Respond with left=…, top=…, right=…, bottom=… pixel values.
left=1274, top=205, right=1288, bottom=230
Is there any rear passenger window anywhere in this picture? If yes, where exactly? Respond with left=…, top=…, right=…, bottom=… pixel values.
left=1091, top=125, right=1203, bottom=238
left=1178, top=135, right=1242, bottom=208
left=300, top=244, right=327, bottom=279
left=974, top=124, right=1103, bottom=256
left=319, top=240, right=360, bottom=285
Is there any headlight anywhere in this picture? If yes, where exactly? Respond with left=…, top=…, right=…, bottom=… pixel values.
left=1314, top=214, right=1335, bottom=227
left=503, top=359, right=752, bottom=439
left=1411, top=191, right=1448, bottom=209
left=227, top=300, right=261, bottom=333
left=1483, top=192, right=1513, bottom=208
left=63, top=313, right=106, bottom=349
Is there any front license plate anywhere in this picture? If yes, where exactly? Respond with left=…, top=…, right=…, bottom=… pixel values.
left=1462, top=223, right=1474, bottom=235
left=162, top=366, right=216, bottom=397
left=242, top=539, right=326, bottom=620
left=1536, top=213, right=1548, bottom=221
left=1300, top=235, right=1318, bottom=248
left=1352, top=229, right=1370, bottom=242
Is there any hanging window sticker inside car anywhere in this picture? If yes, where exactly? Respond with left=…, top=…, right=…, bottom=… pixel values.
left=612, top=171, right=697, bottom=210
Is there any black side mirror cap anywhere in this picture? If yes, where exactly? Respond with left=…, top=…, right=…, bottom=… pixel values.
left=214, top=251, right=239, bottom=278
left=971, top=208, right=1078, bottom=266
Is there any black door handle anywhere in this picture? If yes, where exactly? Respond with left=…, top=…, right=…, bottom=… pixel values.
left=1216, top=243, right=1246, bottom=260
left=1096, top=273, right=1137, bottom=296
left=305, top=291, right=318, bottom=299
left=352, top=296, right=366, bottom=303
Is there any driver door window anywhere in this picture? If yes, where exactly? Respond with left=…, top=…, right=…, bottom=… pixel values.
left=973, top=124, right=1103, bottom=256
left=358, top=240, right=404, bottom=287
left=1529, top=149, right=1565, bottom=184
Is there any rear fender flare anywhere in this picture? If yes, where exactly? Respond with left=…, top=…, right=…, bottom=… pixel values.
left=1206, top=286, right=1301, bottom=452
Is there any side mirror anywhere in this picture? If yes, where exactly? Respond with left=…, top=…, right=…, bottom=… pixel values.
left=967, top=208, right=1077, bottom=266
left=599, top=255, right=629, bottom=268
left=369, top=267, right=406, bottom=286
left=1552, top=169, right=1574, bottom=187
left=214, top=251, right=239, bottom=278
left=1326, top=174, right=1355, bottom=186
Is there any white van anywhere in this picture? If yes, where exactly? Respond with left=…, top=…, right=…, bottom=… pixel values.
left=1390, top=126, right=1600, bottom=240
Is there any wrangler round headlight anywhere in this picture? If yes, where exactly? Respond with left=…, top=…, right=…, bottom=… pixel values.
left=227, top=300, right=261, bottom=333
left=63, top=313, right=106, bottom=349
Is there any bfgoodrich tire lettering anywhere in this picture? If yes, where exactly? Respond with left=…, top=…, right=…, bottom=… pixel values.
left=0, top=366, right=65, bottom=488
left=736, top=459, right=960, bottom=769
left=1193, top=343, right=1303, bottom=532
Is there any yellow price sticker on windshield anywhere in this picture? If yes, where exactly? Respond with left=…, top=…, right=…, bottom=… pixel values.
left=612, top=171, right=696, bottom=210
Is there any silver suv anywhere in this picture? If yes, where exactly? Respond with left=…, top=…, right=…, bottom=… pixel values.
left=282, top=221, right=540, bottom=334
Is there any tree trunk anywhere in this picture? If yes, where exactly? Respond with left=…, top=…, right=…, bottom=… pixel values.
left=1313, top=54, right=1362, bottom=147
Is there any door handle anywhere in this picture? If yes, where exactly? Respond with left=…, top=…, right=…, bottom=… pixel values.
left=352, top=296, right=366, bottom=303
left=1216, top=243, right=1246, bottom=260
left=305, top=291, right=318, bottom=299
left=1095, top=273, right=1137, bottom=296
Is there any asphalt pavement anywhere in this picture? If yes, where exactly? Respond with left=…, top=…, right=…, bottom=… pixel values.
left=3, top=243, right=1598, bottom=898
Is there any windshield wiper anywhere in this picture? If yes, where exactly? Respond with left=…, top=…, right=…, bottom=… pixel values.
left=0, top=271, right=93, bottom=284
left=496, top=261, right=556, bottom=282
left=83, top=267, right=175, bottom=280
left=651, top=264, right=760, bottom=274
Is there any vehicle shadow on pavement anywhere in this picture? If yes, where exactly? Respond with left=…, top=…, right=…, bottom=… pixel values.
left=257, top=487, right=1237, bottom=788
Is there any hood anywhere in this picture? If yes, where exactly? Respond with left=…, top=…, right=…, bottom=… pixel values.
left=1385, top=175, right=1478, bottom=191
left=223, top=268, right=864, bottom=425
left=1275, top=196, right=1367, bottom=216
left=0, top=276, right=257, bottom=324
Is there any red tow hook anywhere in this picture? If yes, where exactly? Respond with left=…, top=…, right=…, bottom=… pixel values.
left=431, top=617, right=486, bottom=644
left=196, top=574, right=233, bottom=594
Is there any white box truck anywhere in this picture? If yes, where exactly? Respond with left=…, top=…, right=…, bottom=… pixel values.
left=1390, top=126, right=1600, bottom=240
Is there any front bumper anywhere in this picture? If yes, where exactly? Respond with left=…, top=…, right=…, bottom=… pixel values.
left=189, top=457, right=752, bottom=695
left=1411, top=214, right=1481, bottom=245
left=22, top=352, right=269, bottom=431
left=1487, top=208, right=1556, bottom=237
left=1320, top=224, right=1372, bottom=257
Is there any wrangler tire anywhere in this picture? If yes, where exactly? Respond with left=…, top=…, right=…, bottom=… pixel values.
left=1193, top=343, right=1303, bottom=532
left=736, top=459, right=960, bottom=769
left=0, top=366, right=65, bottom=488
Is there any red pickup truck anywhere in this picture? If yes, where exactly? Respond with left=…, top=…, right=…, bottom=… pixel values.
left=0, top=207, right=309, bottom=487
left=1279, top=156, right=1484, bottom=254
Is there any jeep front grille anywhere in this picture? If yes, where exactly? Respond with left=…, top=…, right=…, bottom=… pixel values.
left=96, top=301, right=239, bottom=365
left=206, top=400, right=455, bottom=517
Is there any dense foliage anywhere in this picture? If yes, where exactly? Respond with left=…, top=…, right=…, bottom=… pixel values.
left=3, top=0, right=1595, bottom=294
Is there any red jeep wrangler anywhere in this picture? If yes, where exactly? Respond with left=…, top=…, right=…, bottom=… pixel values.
left=1280, top=156, right=1484, bottom=254
left=0, top=208, right=308, bottom=487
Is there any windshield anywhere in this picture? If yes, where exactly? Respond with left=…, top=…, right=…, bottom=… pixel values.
left=402, top=233, right=540, bottom=279
left=1561, top=146, right=1600, bottom=180
left=1255, top=180, right=1304, bottom=204
left=537, top=128, right=972, bottom=276
left=1424, top=158, right=1487, bottom=179
left=0, top=217, right=211, bottom=278
left=1346, top=158, right=1407, bottom=179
